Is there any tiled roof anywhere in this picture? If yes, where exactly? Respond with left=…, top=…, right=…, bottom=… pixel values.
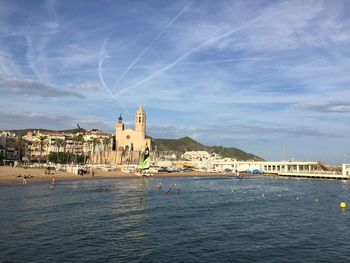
left=40, top=131, right=65, bottom=136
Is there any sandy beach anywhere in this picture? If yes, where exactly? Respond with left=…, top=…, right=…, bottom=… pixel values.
left=0, top=166, right=236, bottom=185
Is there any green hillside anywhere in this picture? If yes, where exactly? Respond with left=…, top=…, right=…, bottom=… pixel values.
left=153, top=136, right=263, bottom=161
left=208, top=146, right=263, bottom=161
left=153, top=136, right=206, bottom=152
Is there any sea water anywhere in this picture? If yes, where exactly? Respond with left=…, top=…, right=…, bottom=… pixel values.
left=1, top=176, right=350, bottom=262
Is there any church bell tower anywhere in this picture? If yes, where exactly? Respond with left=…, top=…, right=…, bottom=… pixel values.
left=116, top=114, right=124, bottom=132
left=135, top=104, right=146, bottom=135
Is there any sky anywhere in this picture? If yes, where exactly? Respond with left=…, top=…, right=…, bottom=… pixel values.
left=0, top=0, right=350, bottom=163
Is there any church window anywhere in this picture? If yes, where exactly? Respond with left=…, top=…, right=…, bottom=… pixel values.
left=139, top=117, right=141, bottom=122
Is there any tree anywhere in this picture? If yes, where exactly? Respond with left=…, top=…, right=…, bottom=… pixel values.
left=73, top=134, right=85, bottom=164
left=35, top=135, right=48, bottom=163
left=55, top=138, right=65, bottom=153
left=102, top=137, right=111, bottom=164
left=121, top=147, right=126, bottom=165
left=14, top=135, right=28, bottom=161
left=89, top=137, right=100, bottom=164
left=85, top=139, right=92, bottom=163
left=50, top=140, right=58, bottom=153
left=55, top=139, right=66, bottom=163
left=56, top=138, right=67, bottom=163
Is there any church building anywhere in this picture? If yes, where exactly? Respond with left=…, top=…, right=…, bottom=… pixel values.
left=115, top=105, right=151, bottom=159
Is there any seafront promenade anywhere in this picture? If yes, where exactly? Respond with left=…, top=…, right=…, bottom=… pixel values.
left=278, top=172, right=349, bottom=180
left=276, top=163, right=350, bottom=180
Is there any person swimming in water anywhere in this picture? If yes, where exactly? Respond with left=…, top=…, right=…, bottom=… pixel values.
left=52, top=176, right=56, bottom=185
left=156, top=182, right=162, bottom=190
left=98, top=187, right=108, bottom=192
left=22, top=175, right=27, bottom=186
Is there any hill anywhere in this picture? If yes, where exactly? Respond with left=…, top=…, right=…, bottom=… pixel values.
left=153, top=136, right=263, bottom=161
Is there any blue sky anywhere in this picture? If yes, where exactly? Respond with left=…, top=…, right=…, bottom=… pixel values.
left=1, top=0, right=350, bottom=163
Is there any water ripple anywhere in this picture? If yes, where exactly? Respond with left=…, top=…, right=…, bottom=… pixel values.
left=1, top=177, right=350, bottom=262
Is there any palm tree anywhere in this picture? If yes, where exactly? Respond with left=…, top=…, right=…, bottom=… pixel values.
left=85, top=139, right=92, bottom=163
left=61, top=138, right=68, bottom=163
left=50, top=140, right=58, bottom=153
left=102, top=137, right=111, bottom=164
left=121, top=148, right=128, bottom=164
left=26, top=140, right=33, bottom=161
left=121, top=147, right=126, bottom=165
left=55, top=139, right=65, bottom=153
left=90, top=137, right=100, bottom=164
left=54, top=138, right=66, bottom=163
left=14, top=134, right=28, bottom=162
left=35, top=135, right=48, bottom=163
left=73, top=134, right=84, bottom=163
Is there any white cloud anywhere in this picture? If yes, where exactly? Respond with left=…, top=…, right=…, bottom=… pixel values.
left=298, top=101, right=350, bottom=113
left=0, top=76, right=84, bottom=98
left=0, top=111, right=114, bottom=132
left=1, top=0, right=350, bottom=162
left=76, top=81, right=102, bottom=90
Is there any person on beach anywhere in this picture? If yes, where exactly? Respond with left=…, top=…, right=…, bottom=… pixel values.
left=52, top=176, right=56, bottom=185
left=92, top=171, right=95, bottom=178
left=22, top=175, right=27, bottom=186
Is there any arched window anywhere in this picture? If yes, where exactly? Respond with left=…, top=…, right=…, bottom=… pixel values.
left=139, top=117, right=141, bottom=122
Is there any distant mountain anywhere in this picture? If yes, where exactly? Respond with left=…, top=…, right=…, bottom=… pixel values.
left=153, top=136, right=264, bottom=161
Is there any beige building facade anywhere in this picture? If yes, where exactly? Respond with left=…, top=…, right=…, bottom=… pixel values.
left=115, top=105, right=151, bottom=164
left=23, top=129, right=113, bottom=163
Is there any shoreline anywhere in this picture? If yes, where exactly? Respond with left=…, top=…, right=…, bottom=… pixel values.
left=2, top=166, right=338, bottom=186
left=0, top=166, right=252, bottom=186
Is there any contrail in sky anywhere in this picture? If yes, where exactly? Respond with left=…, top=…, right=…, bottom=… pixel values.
left=98, top=38, right=128, bottom=113
left=115, top=13, right=266, bottom=97
left=60, top=57, right=266, bottom=74
left=113, top=1, right=192, bottom=90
